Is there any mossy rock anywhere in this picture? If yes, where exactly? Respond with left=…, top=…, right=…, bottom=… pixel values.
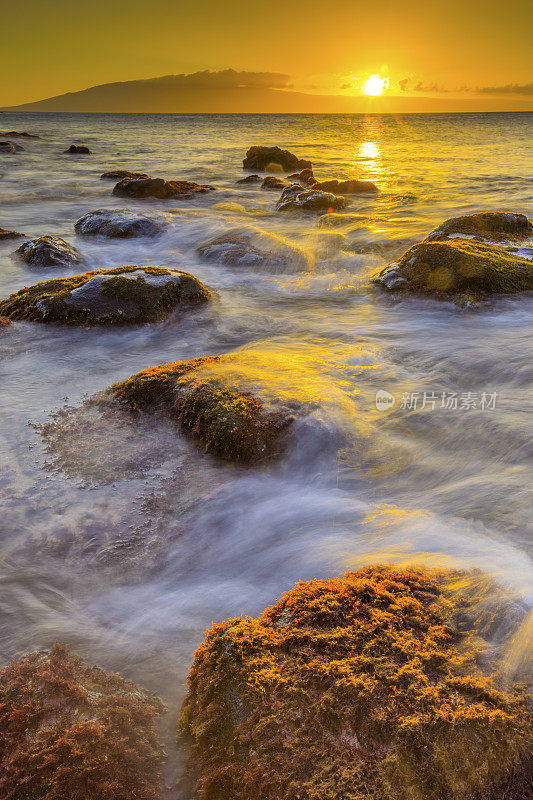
left=196, top=227, right=309, bottom=270
left=74, top=209, right=164, bottom=238
left=0, top=265, right=210, bottom=325
left=276, top=185, right=347, bottom=213
left=112, top=355, right=294, bottom=463
left=0, top=643, right=164, bottom=800
left=179, top=565, right=532, bottom=800
left=425, top=212, right=533, bottom=243
left=15, top=235, right=83, bottom=268
left=372, top=239, right=533, bottom=298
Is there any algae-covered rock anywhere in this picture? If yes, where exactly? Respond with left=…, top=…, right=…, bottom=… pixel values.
left=113, top=176, right=215, bottom=200
left=425, top=212, right=533, bottom=243
left=74, top=209, right=164, bottom=238
left=312, top=178, right=379, bottom=194
left=0, top=227, right=25, bottom=240
left=0, top=265, right=210, bottom=325
left=112, top=355, right=293, bottom=462
left=243, top=146, right=312, bottom=173
left=179, top=565, right=532, bottom=800
left=100, top=169, right=149, bottom=181
left=373, top=238, right=533, bottom=297
left=196, top=227, right=309, bottom=270
left=276, top=184, right=347, bottom=213
left=64, top=144, right=91, bottom=154
left=15, top=235, right=83, bottom=267
left=0, top=643, right=164, bottom=800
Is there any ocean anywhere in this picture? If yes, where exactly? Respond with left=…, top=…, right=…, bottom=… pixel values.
left=0, top=111, right=532, bottom=790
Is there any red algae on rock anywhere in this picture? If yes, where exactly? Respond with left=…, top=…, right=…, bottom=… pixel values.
left=0, top=643, right=164, bottom=800
left=179, top=565, right=532, bottom=800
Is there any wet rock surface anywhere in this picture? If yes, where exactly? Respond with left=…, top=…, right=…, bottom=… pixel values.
left=237, top=174, right=262, bottom=184
left=0, top=141, right=23, bottom=153
left=74, top=208, right=165, bottom=238
left=64, top=144, right=92, bottom=154
left=276, top=184, right=347, bottom=213
left=180, top=565, right=532, bottom=800
left=0, top=130, right=40, bottom=138
left=0, top=643, right=164, bottom=800
left=0, top=226, right=25, bottom=240
left=112, top=176, right=215, bottom=199
left=196, top=227, right=309, bottom=270
left=287, top=167, right=316, bottom=186
left=0, top=265, right=210, bottom=325
left=312, top=178, right=379, bottom=194
left=100, top=169, right=150, bottom=180
left=261, top=176, right=286, bottom=190
left=15, top=235, right=83, bottom=267
left=243, top=146, right=312, bottom=172
left=425, top=211, right=533, bottom=242
left=0, top=316, right=11, bottom=327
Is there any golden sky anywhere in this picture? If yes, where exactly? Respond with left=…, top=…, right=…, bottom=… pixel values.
left=2, top=0, right=532, bottom=110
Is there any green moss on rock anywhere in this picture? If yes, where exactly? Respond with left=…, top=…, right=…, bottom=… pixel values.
left=0, top=265, right=210, bottom=325
left=0, top=642, right=164, bottom=800
left=179, top=565, right=532, bottom=800
left=425, top=212, right=533, bottom=242
left=112, top=355, right=293, bottom=462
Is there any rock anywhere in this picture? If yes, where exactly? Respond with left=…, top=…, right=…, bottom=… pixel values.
left=237, top=174, right=262, bottom=184
left=196, top=227, right=309, bottom=270
left=261, top=176, right=286, bottom=190
left=0, top=643, right=164, bottom=800
left=100, top=169, right=150, bottom=180
left=0, top=141, right=23, bottom=153
left=373, top=238, right=533, bottom=297
left=64, top=144, right=91, bottom=154
left=312, top=178, right=379, bottom=194
left=243, top=146, right=312, bottom=173
left=0, top=226, right=25, bottom=240
left=0, top=316, right=11, bottom=327
left=276, top=184, right=347, bottom=213
left=0, top=265, right=210, bottom=325
left=179, top=565, right=532, bottom=800
left=74, top=209, right=164, bottom=238
left=425, top=211, right=533, bottom=242
left=112, top=176, right=215, bottom=200
left=317, top=212, right=368, bottom=228
left=112, top=355, right=293, bottom=463
left=287, top=167, right=316, bottom=186
left=0, top=130, right=39, bottom=138
left=15, top=235, right=83, bottom=267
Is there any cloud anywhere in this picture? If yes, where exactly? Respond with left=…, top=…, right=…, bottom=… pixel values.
left=413, top=81, right=449, bottom=93
left=478, top=82, right=533, bottom=95
left=398, top=78, right=409, bottom=92
left=141, top=69, right=292, bottom=90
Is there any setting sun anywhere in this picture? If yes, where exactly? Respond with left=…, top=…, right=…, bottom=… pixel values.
left=363, top=74, right=389, bottom=95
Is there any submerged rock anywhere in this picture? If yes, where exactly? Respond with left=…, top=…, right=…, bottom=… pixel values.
left=312, top=178, right=379, bottom=194
left=113, top=176, right=215, bottom=200
left=237, top=174, right=262, bottom=184
left=425, top=211, right=533, bottom=242
left=0, top=265, right=210, bottom=325
left=179, top=565, right=532, bottom=800
left=0, top=141, right=23, bottom=153
left=112, top=355, right=294, bottom=463
left=261, top=175, right=286, bottom=190
left=243, top=146, right=312, bottom=173
left=196, top=227, right=309, bottom=270
left=276, top=184, right=347, bottom=213
left=0, top=226, right=25, bottom=240
left=373, top=238, right=533, bottom=297
left=74, top=209, right=164, bottom=238
left=100, top=169, right=149, bottom=180
left=15, top=235, right=83, bottom=267
left=0, top=130, right=39, bottom=138
left=287, top=167, right=316, bottom=186
left=0, top=643, right=164, bottom=800
left=64, top=144, right=91, bottom=154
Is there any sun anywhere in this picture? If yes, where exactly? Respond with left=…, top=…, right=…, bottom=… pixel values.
left=363, top=74, right=389, bottom=96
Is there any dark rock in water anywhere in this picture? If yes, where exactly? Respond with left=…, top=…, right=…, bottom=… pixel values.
left=373, top=238, right=533, bottom=297
left=100, top=169, right=150, bottom=181
left=0, top=130, right=40, bottom=138
left=113, top=354, right=294, bottom=462
left=312, top=178, right=379, bottom=194
left=74, top=209, right=164, bottom=238
left=287, top=167, right=316, bottom=186
left=64, top=144, right=91, bottom=154
left=179, top=565, right=532, bottom=800
left=196, top=227, right=309, bottom=270
left=243, top=146, right=312, bottom=173
left=425, top=211, right=533, bottom=242
left=0, top=316, right=11, bottom=327
left=0, top=643, right=164, bottom=800
left=261, top=175, right=286, bottom=190
left=237, top=174, right=262, bottom=184
left=15, top=235, right=82, bottom=267
left=0, top=140, right=23, bottom=153
left=0, top=227, right=25, bottom=240
left=112, top=176, right=215, bottom=200
left=276, top=184, right=347, bottom=213
left=0, top=265, right=210, bottom=325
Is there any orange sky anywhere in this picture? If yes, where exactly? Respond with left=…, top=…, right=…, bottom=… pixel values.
left=2, top=0, right=532, bottom=111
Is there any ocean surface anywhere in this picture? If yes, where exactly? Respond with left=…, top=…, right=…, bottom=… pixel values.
left=0, top=111, right=532, bottom=791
